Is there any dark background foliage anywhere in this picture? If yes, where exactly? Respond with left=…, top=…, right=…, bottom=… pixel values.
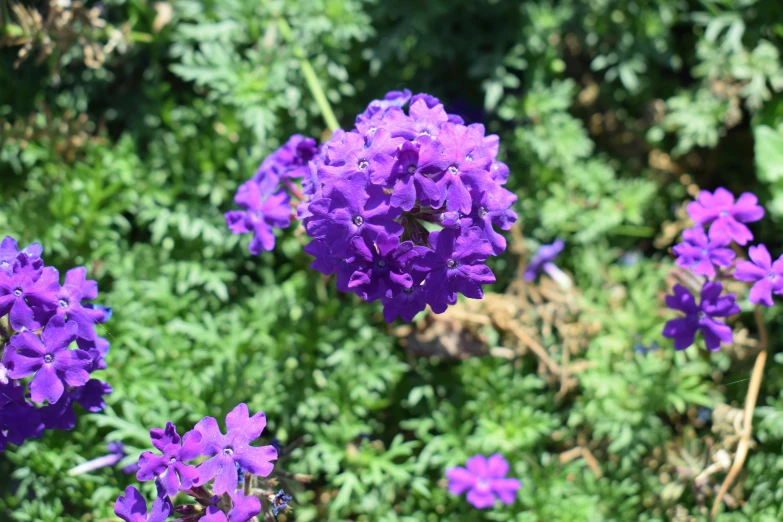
left=2, top=0, right=783, bottom=520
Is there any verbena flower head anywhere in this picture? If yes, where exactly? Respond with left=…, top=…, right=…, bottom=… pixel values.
left=686, top=187, right=764, bottom=245
left=114, top=484, right=172, bottom=522
left=662, top=282, right=740, bottom=351
left=672, top=226, right=735, bottom=277
left=733, top=244, right=783, bottom=306
left=446, top=454, right=521, bottom=509
left=523, top=239, right=565, bottom=282
left=137, top=421, right=201, bottom=496
left=225, top=180, right=292, bottom=255
left=190, top=403, right=278, bottom=495
left=0, top=236, right=111, bottom=452
left=272, top=489, right=293, bottom=515
left=298, top=91, right=515, bottom=321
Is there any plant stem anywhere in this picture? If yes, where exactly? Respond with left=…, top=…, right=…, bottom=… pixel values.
left=276, top=18, right=340, bottom=132
left=710, top=305, right=769, bottom=520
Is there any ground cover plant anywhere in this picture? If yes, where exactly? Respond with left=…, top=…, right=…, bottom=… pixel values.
left=2, top=0, right=783, bottom=520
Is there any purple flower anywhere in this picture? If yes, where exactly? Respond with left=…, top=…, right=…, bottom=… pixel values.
left=225, top=180, right=292, bottom=255
left=190, top=403, right=278, bottom=495
left=347, top=233, right=418, bottom=301
left=380, top=270, right=427, bottom=323
left=446, top=454, right=521, bottom=509
left=0, top=264, right=60, bottom=331
left=523, top=240, right=565, bottom=283
left=0, top=236, right=43, bottom=276
left=462, top=187, right=518, bottom=255
left=303, top=240, right=355, bottom=293
left=734, top=244, right=783, bottom=306
left=663, top=282, right=740, bottom=351
left=114, top=484, right=173, bottom=522
left=686, top=188, right=764, bottom=245
left=413, top=227, right=496, bottom=314
left=50, top=267, right=106, bottom=341
left=5, top=315, right=92, bottom=404
left=77, top=335, right=110, bottom=371
left=672, top=226, right=735, bottom=277
left=137, top=422, right=201, bottom=497
left=433, top=123, right=493, bottom=214
left=374, top=140, right=446, bottom=211
left=304, top=186, right=403, bottom=257
left=319, top=130, right=401, bottom=192
left=254, top=134, right=318, bottom=185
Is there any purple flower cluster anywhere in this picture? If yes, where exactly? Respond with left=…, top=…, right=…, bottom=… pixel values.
left=446, top=454, right=521, bottom=509
left=225, top=135, right=317, bottom=255
left=225, top=90, right=517, bottom=322
left=116, top=403, right=285, bottom=522
left=664, top=188, right=771, bottom=351
left=300, top=90, right=517, bottom=321
left=0, top=236, right=112, bottom=452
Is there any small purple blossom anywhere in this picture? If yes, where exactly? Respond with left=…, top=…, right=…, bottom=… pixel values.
left=446, top=454, right=521, bottom=509
left=347, top=233, right=417, bottom=301
left=137, top=422, right=201, bottom=496
left=190, top=403, right=278, bottom=495
left=733, top=244, right=783, bottom=306
left=225, top=180, right=292, bottom=255
left=0, top=236, right=43, bottom=275
left=523, top=239, right=565, bottom=283
left=0, top=264, right=60, bottom=330
left=272, top=489, right=293, bottom=516
left=663, top=282, right=740, bottom=351
left=672, top=226, right=735, bottom=277
left=5, top=316, right=92, bottom=404
left=114, top=484, right=173, bottom=522
left=686, top=187, right=764, bottom=245
left=412, top=227, right=496, bottom=314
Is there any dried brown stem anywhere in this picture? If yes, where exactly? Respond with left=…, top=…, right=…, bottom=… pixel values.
left=710, top=305, right=768, bottom=520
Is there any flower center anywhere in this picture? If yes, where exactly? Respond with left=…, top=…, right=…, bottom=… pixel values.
left=169, top=457, right=177, bottom=464
left=403, top=286, right=414, bottom=294
left=768, top=272, right=778, bottom=281
left=701, top=249, right=709, bottom=257
left=447, top=259, right=457, bottom=268
left=407, top=165, right=416, bottom=174
left=719, top=210, right=729, bottom=218
left=0, top=261, right=8, bottom=268
left=352, top=215, right=364, bottom=226
left=465, top=154, right=473, bottom=162
left=358, top=159, right=369, bottom=170
left=447, top=165, right=458, bottom=175
left=479, top=207, right=488, bottom=217
left=222, top=447, right=234, bottom=457
left=698, top=311, right=707, bottom=320
left=476, top=478, right=490, bottom=491
left=43, top=354, right=54, bottom=364
left=59, top=299, right=68, bottom=309
left=377, top=260, right=387, bottom=268
left=13, top=288, right=22, bottom=297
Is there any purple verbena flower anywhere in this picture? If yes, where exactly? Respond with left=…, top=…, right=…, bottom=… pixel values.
left=114, top=484, right=173, bottom=522
left=39, top=378, right=112, bottom=430
left=413, top=227, right=495, bottom=314
left=446, top=454, right=521, bottom=509
left=225, top=180, right=292, bottom=255
left=347, top=233, right=417, bottom=302
left=523, top=239, right=566, bottom=283
left=381, top=270, right=427, bottom=323
left=733, top=244, right=783, bottom=306
left=5, top=315, right=92, bottom=404
left=0, top=236, right=43, bottom=276
left=0, top=264, right=60, bottom=331
left=190, top=403, right=277, bottom=495
left=0, top=381, right=43, bottom=451
left=272, top=489, right=293, bottom=516
left=686, top=187, right=764, bottom=245
left=662, top=282, right=740, bottom=351
left=137, top=421, right=201, bottom=496
left=672, top=226, right=735, bottom=277
left=50, top=267, right=107, bottom=341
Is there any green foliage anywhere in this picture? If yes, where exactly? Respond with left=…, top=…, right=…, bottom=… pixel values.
left=2, top=0, right=783, bottom=520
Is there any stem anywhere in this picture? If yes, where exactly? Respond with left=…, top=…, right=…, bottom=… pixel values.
left=276, top=18, right=340, bottom=132
left=710, top=305, right=769, bottom=520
